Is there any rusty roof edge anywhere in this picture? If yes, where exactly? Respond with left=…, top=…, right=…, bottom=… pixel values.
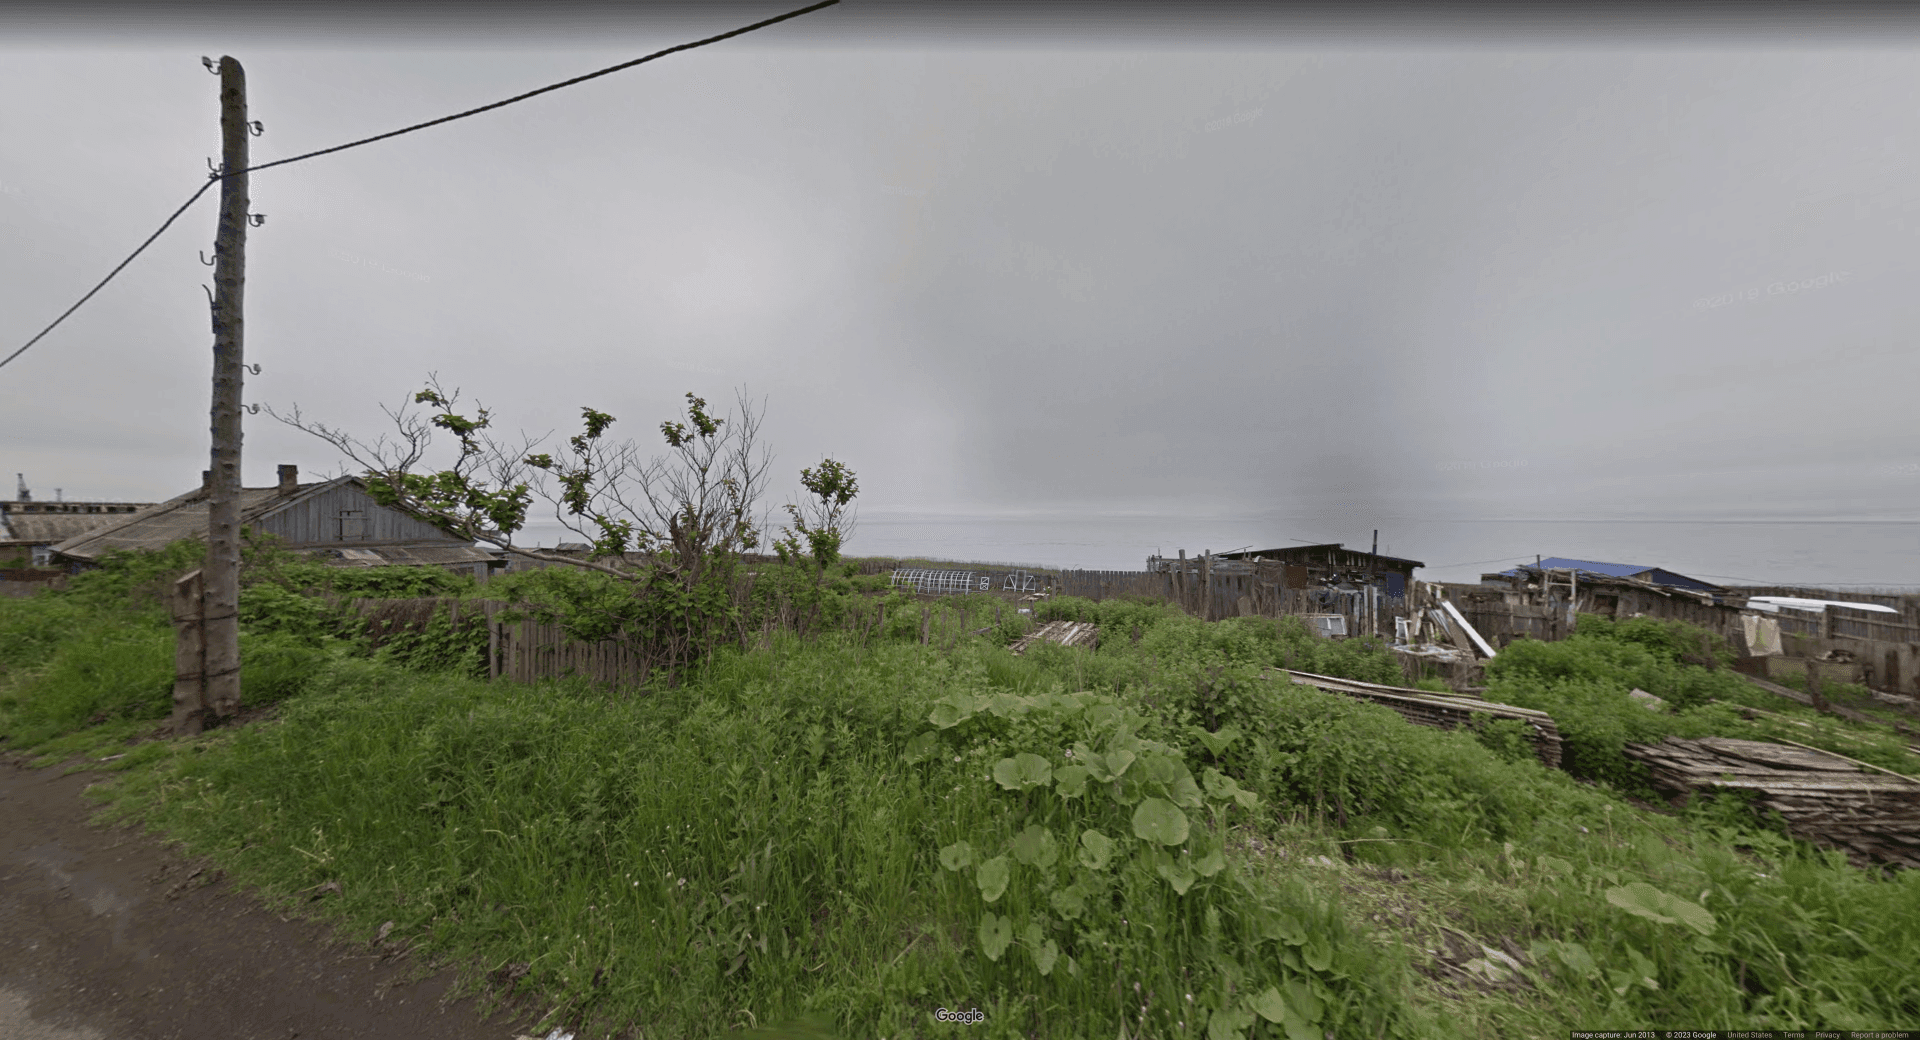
left=47, top=488, right=206, bottom=556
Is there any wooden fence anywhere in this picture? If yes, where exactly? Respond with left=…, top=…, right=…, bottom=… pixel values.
left=1049, top=568, right=1413, bottom=639
left=338, top=597, right=653, bottom=692
left=492, top=610, right=651, bottom=691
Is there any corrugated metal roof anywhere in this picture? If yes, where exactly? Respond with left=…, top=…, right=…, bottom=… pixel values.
left=308, top=543, right=496, bottom=567
left=1, top=512, right=144, bottom=545
left=50, top=476, right=457, bottom=562
left=1746, top=596, right=1899, bottom=615
left=1500, top=557, right=1649, bottom=579
left=1218, top=543, right=1428, bottom=569
left=1493, top=557, right=1723, bottom=593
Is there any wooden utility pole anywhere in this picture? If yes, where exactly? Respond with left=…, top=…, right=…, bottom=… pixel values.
left=204, top=56, right=250, bottom=722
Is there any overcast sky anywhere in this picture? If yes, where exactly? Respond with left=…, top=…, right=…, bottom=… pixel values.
left=5, top=3, right=1919, bottom=562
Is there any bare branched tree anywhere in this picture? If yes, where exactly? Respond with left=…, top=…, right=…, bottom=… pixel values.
left=265, top=378, right=783, bottom=681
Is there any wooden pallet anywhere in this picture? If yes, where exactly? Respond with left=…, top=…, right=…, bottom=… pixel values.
left=1008, top=620, right=1099, bottom=656
left=1271, top=669, right=1563, bottom=770
left=1623, top=735, right=1920, bottom=871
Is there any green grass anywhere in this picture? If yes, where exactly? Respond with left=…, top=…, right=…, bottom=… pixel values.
left=4, top=560, right=1918, bottom=1038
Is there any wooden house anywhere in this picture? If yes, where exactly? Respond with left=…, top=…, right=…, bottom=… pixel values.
left=1151, top=543, right=1424, bottom=598
left=49, top=464, right=503, bottom=579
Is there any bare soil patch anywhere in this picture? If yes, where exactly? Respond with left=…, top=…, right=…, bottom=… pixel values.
left=0, top=754, right=528, bottom=1040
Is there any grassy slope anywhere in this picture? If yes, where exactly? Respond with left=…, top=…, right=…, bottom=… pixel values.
left=3, top=559, right=1917, bottom=1038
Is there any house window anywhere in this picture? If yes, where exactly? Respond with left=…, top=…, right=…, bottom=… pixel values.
left=336, top=510, right=369, bottom=540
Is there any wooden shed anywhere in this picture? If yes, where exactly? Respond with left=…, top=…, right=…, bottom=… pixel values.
left=49, top=465, right=502, bottom=579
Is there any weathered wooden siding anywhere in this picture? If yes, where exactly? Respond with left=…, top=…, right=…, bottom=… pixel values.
left=255, top=484, right=459, bottom=546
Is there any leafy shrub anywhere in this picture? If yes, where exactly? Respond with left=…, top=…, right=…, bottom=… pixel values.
left=56, top=539, right=207, bottom=613
left=1034, top=595, right=1184, bottom=636
left=920, top=682, right=1404, bottom=1038
left=240, top=632, right=337, bottom=705
left=239, top=582, right=340, bottom=646
left=1471, top=713, right=1538, bottom=765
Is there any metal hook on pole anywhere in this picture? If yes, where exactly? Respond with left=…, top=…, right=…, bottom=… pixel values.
left=243, top=363, right=261, bottom=375
left=247, top=214, right=266, bottom=227
left=248, top=120, right=264, bottom=136
left=242, top=403, right=261, bottom=415
left=207, top=157, right=222, bottom=177
left=200, top=250, right=216, bottom=266
left=201, top=56, right=218, bottom=74
left=202, top=284, right=216, bottom=308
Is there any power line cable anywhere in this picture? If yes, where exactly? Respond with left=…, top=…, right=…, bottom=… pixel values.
left=0, top=180, right=219, bottom=372
left=0, top=0, right=838, bottom=373
left=1428, top=554, right=1543, bottom=571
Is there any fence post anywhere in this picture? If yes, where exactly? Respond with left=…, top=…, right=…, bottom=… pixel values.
left=485, top=602, right=498, bottom=681
left=1202, top=553, right=1213, bottom=622
left=171, top=569, right=208, bottom=735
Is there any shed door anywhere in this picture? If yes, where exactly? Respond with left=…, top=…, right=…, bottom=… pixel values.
left=336, top=510, right=369, bottom=541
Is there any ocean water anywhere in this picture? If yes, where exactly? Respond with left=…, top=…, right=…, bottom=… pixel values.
left=839, top=512, right=1920, bottom=589
left=508, top=511, right=1920, bottom=589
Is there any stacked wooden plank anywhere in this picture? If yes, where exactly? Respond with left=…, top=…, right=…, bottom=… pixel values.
left=1272, top=669, right=1563, bottom=770
left=1623, top=736, right=1920, bottom=870
left=1008, top=620, right=1099, bottom=656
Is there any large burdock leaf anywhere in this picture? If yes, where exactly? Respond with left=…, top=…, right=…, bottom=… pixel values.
left=986, top=692, right=1028, bottom=718
left=1206, top=1006, right=1253, bottom=1040
left=1302, top=933, right=1332, bottom=972
left=1078, top=829, right=1115, bottom=870
left=1138, top=753, right=1180, bottom=785
left=978, top=912, right=1012, bottom=961
left=1249, top=986, right=1288, bottom=1024
left=903, top=731, right=939, bottom=764
left=1076, top=743, right=1113, bottom=781
left=1103, top=747, right=1136, bottom=778
left=928, top=698, right=976, bottom=730
left=1283, top=979, right=1323, bottom=1023
left=1011, top=824, right=1059, bottom=868
left=1166, top=774, right=1205, bottom=809
left=1050, top=882, right=1088, bottom=919
left=1605, top=882, right=1718, bottom=936
left=1131, top=797, right=1190, bottom=846
left=1262, top=909, right=1307, bottom=947
left=939, top=841, right=975, bottom=872
left=976, top=855, right=1010, bottom=902
left=1154, top=849, right=1197, bottom=894
left=1053, top=764, right=1090, bottom=798
left=993, top=753, right=1053, bottom=791
left=1032, top=937, right=1061, bottom=976
left=1194, top=725, right=1242, bottom=757
left=1191, top=834, right=1226, bottom=877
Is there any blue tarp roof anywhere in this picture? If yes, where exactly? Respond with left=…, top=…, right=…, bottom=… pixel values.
left=1495, top=557, right=1723, bottom=593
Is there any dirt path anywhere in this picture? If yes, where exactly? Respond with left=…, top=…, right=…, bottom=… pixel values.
left=0, top=756, right=531, bottom=1040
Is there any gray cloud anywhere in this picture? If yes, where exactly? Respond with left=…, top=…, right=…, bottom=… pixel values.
left=5, top=36, right=1920, bottom=569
